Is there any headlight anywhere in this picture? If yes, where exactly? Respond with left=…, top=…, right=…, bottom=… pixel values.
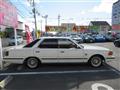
left=108, top=51, right=113, bottom=56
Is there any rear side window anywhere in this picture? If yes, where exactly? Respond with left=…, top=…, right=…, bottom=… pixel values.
left=24, top=39, right=40, bottom=48
left=38, top=39, right=58, bottom=48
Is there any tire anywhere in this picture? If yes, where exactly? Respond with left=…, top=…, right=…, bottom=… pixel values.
left=26, top=57, right=40, bottom=69
left=89, top=56, right=103, bottom=67
left=90, top=40, right=93, bottom=43
left=114, top=42, right=120, bottom=47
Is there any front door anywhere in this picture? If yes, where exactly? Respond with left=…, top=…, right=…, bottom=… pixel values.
left=58, top=39, right=86, bottom=63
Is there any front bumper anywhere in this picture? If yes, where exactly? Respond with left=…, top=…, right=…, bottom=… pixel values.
left=105, top=56, right=115, bottom=62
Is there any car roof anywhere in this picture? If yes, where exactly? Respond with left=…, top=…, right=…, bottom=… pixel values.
left=40, top=37, right=71, bottom=39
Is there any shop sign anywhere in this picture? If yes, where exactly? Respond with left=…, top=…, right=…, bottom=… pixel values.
left=0, top=0, right=18, bottom=28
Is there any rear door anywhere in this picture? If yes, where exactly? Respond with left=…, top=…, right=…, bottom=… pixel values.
left=34, top=39, right=59, bottom=63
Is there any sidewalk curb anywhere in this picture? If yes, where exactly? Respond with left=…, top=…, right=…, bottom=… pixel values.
left=0, top=76, right=13, bottom=88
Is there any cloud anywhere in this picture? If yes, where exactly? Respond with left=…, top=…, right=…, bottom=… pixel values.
left=92, top=0, right=118, bottom=13
left=80, top=11, right=86, bottom=15
left=25, top=0, right=41, bottom=6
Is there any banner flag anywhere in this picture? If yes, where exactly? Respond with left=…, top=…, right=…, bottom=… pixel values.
left=25, top=25, right=33, bottom=44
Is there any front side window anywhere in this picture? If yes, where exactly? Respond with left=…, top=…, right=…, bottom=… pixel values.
left=58, top=39, right=77, bottom=49
left=38, top=39, right=58, bottom=48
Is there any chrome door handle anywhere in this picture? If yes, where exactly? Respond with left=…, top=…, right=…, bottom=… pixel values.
left=60, top=51, right=64, bottom=53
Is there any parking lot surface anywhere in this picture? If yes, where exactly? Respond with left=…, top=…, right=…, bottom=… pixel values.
left=0, top=42, right=120, bottom=90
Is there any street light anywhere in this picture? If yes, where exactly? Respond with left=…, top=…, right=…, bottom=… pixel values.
left=42, top=15, right=48, bottom=26
left=58, top=14, right=60, bottom=26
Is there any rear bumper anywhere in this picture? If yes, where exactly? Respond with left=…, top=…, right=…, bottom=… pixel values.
left=3, top=58, right=24, bottom=64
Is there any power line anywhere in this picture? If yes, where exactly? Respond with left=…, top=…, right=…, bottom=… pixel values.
left=18, top=0, right=32, bottom=15
left=9, top=0, right=32, bottom=18
left=8, top=0, right=25, bottom=17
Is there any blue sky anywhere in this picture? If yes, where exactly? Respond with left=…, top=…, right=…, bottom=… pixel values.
left=9, top=0, right=118, bottom=30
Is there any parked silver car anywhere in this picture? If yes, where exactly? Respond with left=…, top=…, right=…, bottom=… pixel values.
left=9, top=36, right=23, bottom=45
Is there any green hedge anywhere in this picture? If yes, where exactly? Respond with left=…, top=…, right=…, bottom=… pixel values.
left=0, top=31, right=7, bottom=38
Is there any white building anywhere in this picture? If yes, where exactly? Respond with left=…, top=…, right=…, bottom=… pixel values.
left=112, top=0, right=120, bottom=31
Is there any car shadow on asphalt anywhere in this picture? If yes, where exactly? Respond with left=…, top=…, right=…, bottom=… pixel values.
left=0, top=63, right=106, bottom=72
left=0, top=63, right=119, bottom=74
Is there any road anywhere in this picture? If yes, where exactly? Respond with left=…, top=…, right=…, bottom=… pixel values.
left=0, top=42, right=120, bottom=90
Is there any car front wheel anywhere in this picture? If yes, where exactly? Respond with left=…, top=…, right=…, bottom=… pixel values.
left=26, top=57, right=40, bottom=69
left=114, top=42, right=120, bottom=47
left=89, top=56, right=103, bottom=67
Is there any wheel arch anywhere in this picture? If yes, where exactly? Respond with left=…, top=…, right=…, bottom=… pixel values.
left=88, top=54, right=105, bottom=63
left=23, top=56, right=41, bottom=64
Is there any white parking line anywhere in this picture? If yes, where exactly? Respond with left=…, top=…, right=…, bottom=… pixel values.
left=108, top=67, right=120, bottom=75
left=92, top=83, right=114, bottom=90
left=0, top=69, right=111, bottom=76
left=0, top=76, right=13, bottom=88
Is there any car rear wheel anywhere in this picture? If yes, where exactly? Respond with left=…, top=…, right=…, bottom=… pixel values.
left=89, top=56, right=102, bottom=67
left=26, top=57, right=40, bottom=69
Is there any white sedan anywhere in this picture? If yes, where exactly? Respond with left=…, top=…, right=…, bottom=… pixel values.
left=3, top=37, right=115, bottom=69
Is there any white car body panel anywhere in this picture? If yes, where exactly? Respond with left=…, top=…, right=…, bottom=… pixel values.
left=3, top=37, right=115, bottom=64
left=34, top=48, right=58, bottom=63
left=57, top=48, right=86, bottom=62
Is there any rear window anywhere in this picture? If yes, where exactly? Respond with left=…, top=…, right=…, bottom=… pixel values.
left=24, top=39, right=40, bottom=48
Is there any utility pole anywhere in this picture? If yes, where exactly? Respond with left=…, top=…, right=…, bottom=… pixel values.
left=40, top=20, right=42, bottom=31
left=58, top=14, right=60, bottom=26
left=42, top=15, right=48, bottom=33
left=32, top=0, right=37, bottom=39
left=43, top=15, right=48, bottom=26
left=40, top=20, right=42, bottom=36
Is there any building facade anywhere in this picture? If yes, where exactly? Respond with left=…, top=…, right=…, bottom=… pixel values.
left=0, top=0, right=18, bottom=46
left=45, top=23, right=88, bottom=33
left=89, top=21, right=111, bottom=34
left=112, top=0, right=120, bottom=32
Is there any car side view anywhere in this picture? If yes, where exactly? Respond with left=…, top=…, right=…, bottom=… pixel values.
left=3, top=37, right=115, bottom=69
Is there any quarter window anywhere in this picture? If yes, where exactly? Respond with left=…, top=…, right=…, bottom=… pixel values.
left=38, top=39, right=58, bottom=48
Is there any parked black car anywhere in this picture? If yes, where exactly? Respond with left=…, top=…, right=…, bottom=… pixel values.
left=78, top=34, right=86, bottom=43
left=84, top=35, right=95, bottom=43
left=115, top=33, right=120, bottom=40
left=114, top=39, right=120, bottom=47
left=104, top=34, right=115, bottom=42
